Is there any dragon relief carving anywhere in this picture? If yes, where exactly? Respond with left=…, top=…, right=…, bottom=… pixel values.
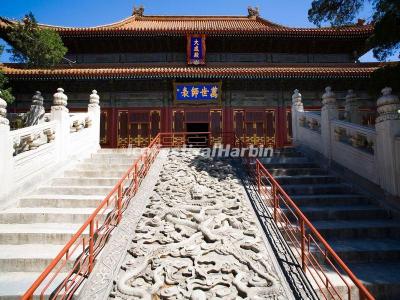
left=111, top=150, right=285, bottom=299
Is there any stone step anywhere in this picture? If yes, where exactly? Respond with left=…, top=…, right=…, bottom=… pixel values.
left=273, top=147, right=298, bottom=154
left=291, top=194, right=372, bottom=207
left=18, top=195, right=104, bottom=208
left=268, top=168, right=328, bottom=177
left=260, top=157, right=311, bottom=164
left=0, top=207, right=107, bottom=224
left=265, top=162, right=319, bottom=169
left=97, top=148, right=141, bottom=154
left=312, top=220, right=400, bottom=240
left=84, top=157, right=135, bottom=165
left=0, top=244, right=73, bottom=272
left=64, top=169, right=124, bottom=178
left=51, top=177, right=120, bottom=186
left=0, top=223, right=85, bottom=245
left=325, top=238, right=400, bottom=263
left=282, top=183, right=353, bottom=195
left=275, top=175, right=341, bottom=185
left=75, top=162, right=132, bottom=170
left=92, top=151, right=141, bottom=159
left=35, top=185, right=114, bottom=196
left=347, top=262, right=400, bottom=300
left=272, top=152, right=304, bottom=158
left=0, top=271, right=71, bottom=300
left=299, top=205, right=389, bottom=221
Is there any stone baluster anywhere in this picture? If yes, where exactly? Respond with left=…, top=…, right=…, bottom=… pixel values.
left=0, top=94, right=14, bottom=200
left=375, top=87, right=400, bottom=196
left=344, top=89, right=361, bottom=124
left=291, top=89, right=304, bottom=145
left=51, top=88, right=70, bottom=160
left=321, top=86, right=338, bottom=159
left=88, top=90, right=101, bottom=147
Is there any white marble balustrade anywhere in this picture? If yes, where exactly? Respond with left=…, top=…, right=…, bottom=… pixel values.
left=292, top=86, right=400, bottom=197
left=0, top=89, right=101, bottom=207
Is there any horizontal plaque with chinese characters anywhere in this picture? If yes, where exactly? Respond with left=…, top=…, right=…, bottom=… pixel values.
left=174, top=82, right=221, bottom=104
left=187, top=34, right=206, bottom=65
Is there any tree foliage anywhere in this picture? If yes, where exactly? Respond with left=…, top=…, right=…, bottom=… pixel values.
left=7, top=12, right=67, bottom=67
left=0, top=45, right=15, bottom=104
left=308, top=0, right=400, bottom=61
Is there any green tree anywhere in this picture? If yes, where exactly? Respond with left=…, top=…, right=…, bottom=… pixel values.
left=0, top=45, right=14, bottom=104
left=308, top=0, right=399, bottom=61
left=7, top=12, right=67, bottom=67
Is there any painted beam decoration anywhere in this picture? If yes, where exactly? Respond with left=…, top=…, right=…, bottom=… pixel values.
left=174, top=82, right=221, bottom=104
left=187, top=34, right=206, bottom=65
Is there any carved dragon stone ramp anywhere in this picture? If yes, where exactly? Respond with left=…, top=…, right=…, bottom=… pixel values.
left=79, top=149, right=294, bottom=300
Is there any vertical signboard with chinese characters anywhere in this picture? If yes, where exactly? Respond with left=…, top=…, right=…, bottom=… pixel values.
left=187, top=34, right=206, bottom=65
left=174, top=82, right=221, bottom=105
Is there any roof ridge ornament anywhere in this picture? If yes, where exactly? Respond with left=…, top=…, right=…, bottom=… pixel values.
left=132, top=5, right=144, bottom=17
left=247, top=6, right=260, bottom=18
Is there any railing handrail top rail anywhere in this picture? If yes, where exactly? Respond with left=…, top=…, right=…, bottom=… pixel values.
left=256, top=159, right=374, bottom=299
left=332, top=119, right=376, bottom=135
left=303, top=111, right=321, bottom=118
left=10, top=121, right=57, bottom=137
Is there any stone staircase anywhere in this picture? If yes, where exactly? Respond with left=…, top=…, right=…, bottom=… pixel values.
left=0, top=148, right=140, bottom=299
left=261, top=148, right=400, bottom=300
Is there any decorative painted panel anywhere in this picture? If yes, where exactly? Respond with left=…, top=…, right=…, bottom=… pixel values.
left=117, top=109, right=161, bottom=148
left=118, top=111, right=129, bottom=148
left=233, top=110, right=244, bottom=139
left=173, top=110, right=185, bottom=132
left=210, top=110, right=222, bottom=144
left=233, top=109, right=276, bottom=147
left=150, top=110, right=161, bottom=138
left=266, top=110, right=276, bottom=147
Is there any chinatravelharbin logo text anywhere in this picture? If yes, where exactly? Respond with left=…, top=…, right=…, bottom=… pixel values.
left=199, top=145, right=274, bottom=158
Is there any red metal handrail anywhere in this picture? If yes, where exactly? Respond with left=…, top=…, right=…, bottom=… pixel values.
left=253, top=159, right=374, bottom=300
left=22, top=134, right=162, bottom=299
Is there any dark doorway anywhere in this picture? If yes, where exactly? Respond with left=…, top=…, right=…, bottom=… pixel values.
left=186, top=123, right=209, bottom=133
left=186, top=123, right=209, bottom=147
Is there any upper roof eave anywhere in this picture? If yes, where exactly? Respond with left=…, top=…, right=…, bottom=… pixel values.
left=0, top=62, right=387, bottom=80
left=0, top=14, right=374, bottom=38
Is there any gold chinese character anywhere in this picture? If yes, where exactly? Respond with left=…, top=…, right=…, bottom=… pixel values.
left=181, top=87, right=189, bottom=98
left=201, top=86, right=209, bottom=97
left=191, top=87, right=199, bottom=98
left=193, top=52, right=199, bottom=58
left=210, top=86, right=218, bottom=98
left=194, top=45, right=199, bottom=52
left=194, top=39, right=199, bottom=45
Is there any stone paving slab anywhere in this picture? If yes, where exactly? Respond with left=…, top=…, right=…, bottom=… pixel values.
left=79, top=149, right=294, bottom=299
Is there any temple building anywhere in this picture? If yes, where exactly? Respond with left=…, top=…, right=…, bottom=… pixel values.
left=0, top=6, right=381, bottom=148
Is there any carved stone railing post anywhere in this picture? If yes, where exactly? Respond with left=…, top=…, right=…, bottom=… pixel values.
left=51, top=88, right=69, bottom=161
left=321, top=87, right=338, bottom=160
left=375, top=87, right=400, bottom=196
left=344, top=89, right=361, bottom=124
left=25, top=91, right=45, bottom=127
left=0, top=95, right=14, bottom=200
left=88, top=90, right=101, bottom=147
left=291, top=89, right=304, bottom=144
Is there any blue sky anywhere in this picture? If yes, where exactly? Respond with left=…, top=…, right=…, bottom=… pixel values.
left=0, top=0, right=392, bottom=62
